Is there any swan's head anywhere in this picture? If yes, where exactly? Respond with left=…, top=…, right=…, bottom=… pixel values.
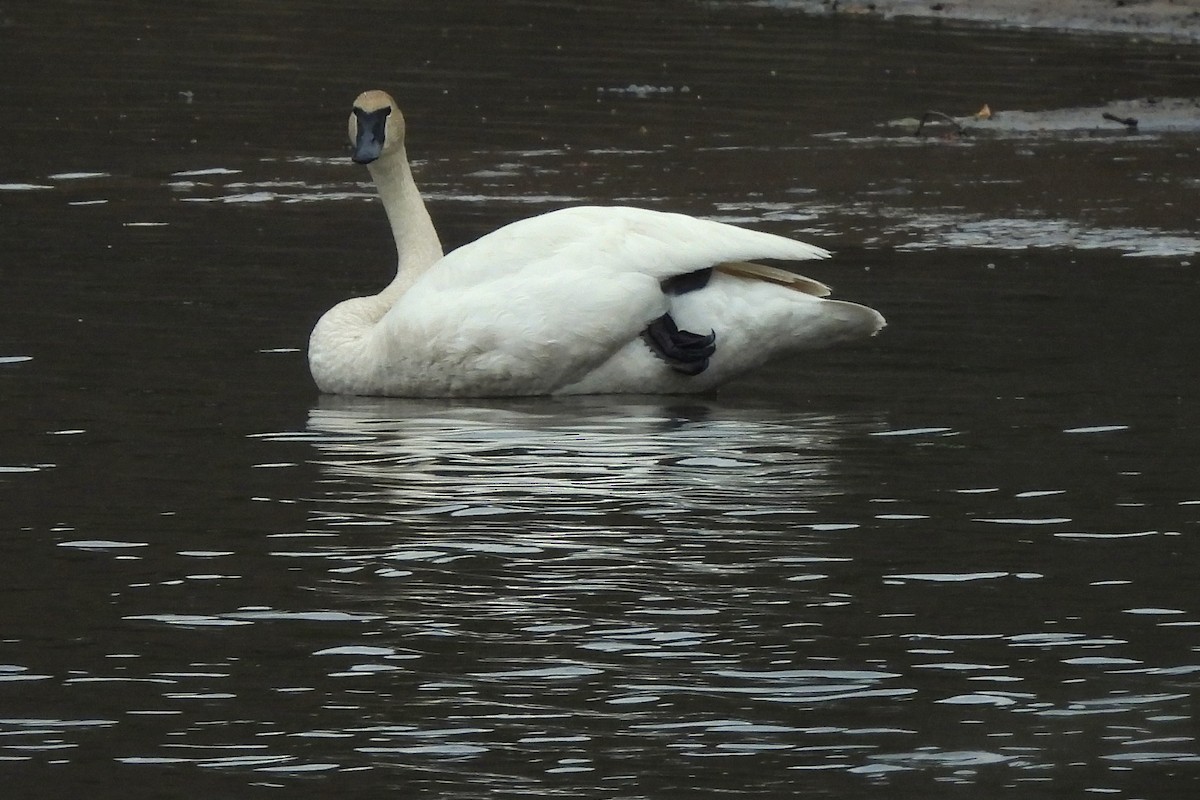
left=349, top=90, right=405, bottom=165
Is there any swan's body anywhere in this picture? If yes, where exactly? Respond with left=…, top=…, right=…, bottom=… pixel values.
left=309, top=90, right=885, bottom=397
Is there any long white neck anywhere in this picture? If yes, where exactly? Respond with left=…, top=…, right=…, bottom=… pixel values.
left=308, top=149, right=444, bottom=395
left=368, top=148, right=443, bottom=301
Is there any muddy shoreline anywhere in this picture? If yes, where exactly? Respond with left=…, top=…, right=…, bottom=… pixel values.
left=770, top=0, right=1200, bottom=43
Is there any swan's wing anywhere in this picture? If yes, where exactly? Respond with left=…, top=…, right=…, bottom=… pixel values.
left=381, top=206, right=846, bottom=395
left=386, top=264, right=666, bottom=395
left=421, top=206, right=831, bottom=290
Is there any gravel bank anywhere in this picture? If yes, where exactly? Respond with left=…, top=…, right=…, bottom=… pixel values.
left=774, top=0, right=1200, bottom=43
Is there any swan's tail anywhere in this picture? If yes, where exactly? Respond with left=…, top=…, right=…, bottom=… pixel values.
left=809, top=299, right=887, bottom=347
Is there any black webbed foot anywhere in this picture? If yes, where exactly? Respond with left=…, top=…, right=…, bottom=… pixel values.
left=641, top=313, right=716, bottom=376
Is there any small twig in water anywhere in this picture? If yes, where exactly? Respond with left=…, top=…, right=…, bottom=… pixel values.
left=914, top=110, right=964, bottom=137
left=1102, top=112, right=1138, bottom=129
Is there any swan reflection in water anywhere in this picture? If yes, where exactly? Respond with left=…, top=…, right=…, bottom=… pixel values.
left=280, top=398, right=932, bottom=782
left=300, top=396, right=876, bottom=547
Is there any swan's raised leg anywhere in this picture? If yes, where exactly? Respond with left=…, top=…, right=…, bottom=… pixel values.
left=641, top=313, right=716, bottom=376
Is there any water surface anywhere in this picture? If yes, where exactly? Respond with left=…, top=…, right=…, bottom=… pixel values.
left=2, top=1, right=1199, bottom=797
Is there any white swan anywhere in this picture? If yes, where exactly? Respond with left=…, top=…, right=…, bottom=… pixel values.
left=309, top=90, right=885, bottom=397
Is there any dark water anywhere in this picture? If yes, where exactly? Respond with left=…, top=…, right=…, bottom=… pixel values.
left=3, top=1, right=1200, bottom=797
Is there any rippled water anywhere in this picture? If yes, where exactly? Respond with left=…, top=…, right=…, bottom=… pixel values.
left=3, top=1, right=1200, bottom=797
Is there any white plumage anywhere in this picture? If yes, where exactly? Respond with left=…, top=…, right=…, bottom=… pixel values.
left=308, top=90, right=885, bottom=398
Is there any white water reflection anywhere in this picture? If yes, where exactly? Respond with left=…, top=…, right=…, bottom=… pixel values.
left=11, top=128, right=1196, bottom=256
left=892, top=214, right=1200, bottom=257
left=298, top=397, right=862, bottom=534
left=110, top=397, right=1170, bottom=785
left=13, top=127, right=1168, bottom=257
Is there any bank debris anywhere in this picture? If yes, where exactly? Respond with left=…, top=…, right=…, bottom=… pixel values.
left=763, top=0, right=1200, bottom=43
left=888, top=97, right=1200, bottom=138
